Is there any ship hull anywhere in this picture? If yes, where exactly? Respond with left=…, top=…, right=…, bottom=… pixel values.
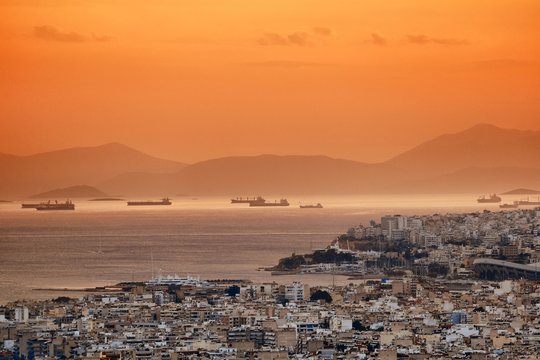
left=250, top=202, right=289, bottom=207
left=21, top=204, right=40, bottom=209
left=127, top=202, right=171, bottom=206
left=36, top=206, right=75, bottom=211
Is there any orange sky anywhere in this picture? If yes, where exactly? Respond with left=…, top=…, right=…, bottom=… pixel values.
left=1, top=0, right=539, bottom=163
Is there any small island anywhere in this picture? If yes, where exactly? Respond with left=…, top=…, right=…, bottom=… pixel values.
left=30, top=185, right=109, bottom=199
left=501, top=188, right=540, bottom=195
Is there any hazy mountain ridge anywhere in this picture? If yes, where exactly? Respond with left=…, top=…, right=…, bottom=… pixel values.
left=2, top=124, right=539, bottom=197
left=30, top=185, right=109, bottom=199
left=501, top=188, right=540, bottom=195
left=386, top=123, right=540, bottom=176
left=0, top=143, right=186, bottom=198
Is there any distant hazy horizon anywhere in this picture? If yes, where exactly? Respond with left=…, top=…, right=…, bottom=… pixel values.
left=2, top=1, right=539, bottom=163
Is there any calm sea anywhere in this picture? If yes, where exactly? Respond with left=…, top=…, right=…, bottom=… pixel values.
left=0, top=195, right=508, bottom=304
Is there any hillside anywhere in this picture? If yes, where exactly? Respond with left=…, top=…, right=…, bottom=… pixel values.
left=171, top=155, right=410, bottom=195
left=386, top=124, right=540, bottom=177
left=30, top=185, right=109, bottom=199
left=100, top=155, right=410, bottom=196
left=0, top=143, right=186, bottom=198
left=501, top=188, right=540, bottom=195
left=2, top=124, right=540, bottom=197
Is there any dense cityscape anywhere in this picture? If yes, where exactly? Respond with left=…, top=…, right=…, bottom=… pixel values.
left=2, top=207, right=540, bottom=359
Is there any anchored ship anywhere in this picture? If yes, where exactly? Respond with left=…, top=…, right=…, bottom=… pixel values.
left=477, top=194, right=501, bottom=203
left=36, top=200, right=75, bottom=211
left=231, top=196, right=265, bottom=204
left=300, top=203, right=323, bottom=209
left=127, top=198, right=172, bottom=206
left=517, top=197, right=540, bottom=206
left=500, top=202, right=519, bottom=209
left=249, top=198, right=289, bottom=207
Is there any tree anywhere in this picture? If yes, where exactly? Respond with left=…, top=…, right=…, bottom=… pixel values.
left=310, top=290, right=333, bottom=303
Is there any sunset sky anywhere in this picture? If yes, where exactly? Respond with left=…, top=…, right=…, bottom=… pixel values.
left=1, top=0, right=539, bottom=163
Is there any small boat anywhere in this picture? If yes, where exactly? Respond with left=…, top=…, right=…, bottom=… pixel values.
left=499, top=202, right=519, bottom=209
left=300, top=203, right=323, bottom=209
left=477, top=194, right=501, bottom=203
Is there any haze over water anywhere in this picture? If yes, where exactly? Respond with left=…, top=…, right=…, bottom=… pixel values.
left=0, top=195, right=519, bottom=304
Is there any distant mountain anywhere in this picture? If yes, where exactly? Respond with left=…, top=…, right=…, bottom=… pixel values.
left=401, top=167, right=540, bottom=194
left=30, top=185, right=108, bottom=199
left=2, top=124, right=540, bottom=197
left=172, top=155, right=409, bottom=195
left=386, top=124, right=540, bottom=177
left=100, top=125, right=540, bottom=196
left=99, top=171, right=180, bottom=197
left=501, top=188, right=540, bottom=195
left=0, top=143, right=186, bottom=198
left=100, top=155, right=410, bottom=196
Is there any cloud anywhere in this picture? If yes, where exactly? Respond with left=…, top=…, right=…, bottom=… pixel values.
left=245, top=60, right=332, bottom=68
left=366, top=33, right=387, bottom=46
left=33, top=25, right=112, bottom=43
left=34, top=25, right=87, bottom=42
left=312, top=27, right=333, bottom=37
left=406, top=34, right=469, bottom=46
left=92, top=33, right=113, bottom=42
left=257, top=27, right=333, bottom=46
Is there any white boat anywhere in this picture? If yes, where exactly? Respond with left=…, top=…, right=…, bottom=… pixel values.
left=146, top=274, right=210, bottom=287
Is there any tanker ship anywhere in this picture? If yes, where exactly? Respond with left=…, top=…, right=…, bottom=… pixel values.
left=127, top=198, right=172, bottom=206
left=249, top=198, right=289, bottom=207
left=36, top=200, right=75, bottom=211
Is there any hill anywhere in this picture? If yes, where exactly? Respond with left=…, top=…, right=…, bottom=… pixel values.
left=386, top=124, right=540, bottom=177
left=400, top=167, right=540, bottom=194
left=501, top=188, right=540, bottom=195
left=171, top=155, right=409, bottom=195
left=100, top=155, right=411, bottom=196
left=2, top=124, right=540, bottom=197
left=30, top=185, right=109, bottom=199
left=0, top=143, right=186, bottom=198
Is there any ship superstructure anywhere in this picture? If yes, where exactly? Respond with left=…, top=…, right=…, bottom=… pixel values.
left=36, top=200, right=75, bottom=211
left=249, top=198, right=289, bottom=207
left=231, top=196, right=265, bottom=204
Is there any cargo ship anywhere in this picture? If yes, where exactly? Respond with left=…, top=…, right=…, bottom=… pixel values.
left=21, top=203, right=40, bottom=209
left=231, top=196, right=265, bottom=204
left=127, top=198, right=172, bottom=206
left=477, top=194, right=501, bottom=203
left=300, top=203, right=323, bottom=209
left=499, top=202, right=519, bottom=209
left=36, top=200, right=75, bottom=211
left=249, top=198, right=289, bottom=207
left=517, top=197, right=540, bottom=206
